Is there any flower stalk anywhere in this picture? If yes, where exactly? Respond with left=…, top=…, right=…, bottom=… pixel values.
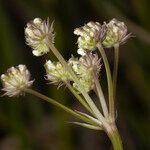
left=113, top=44, right=119, bottom=100
left=97, top=42, right=115, bottom=120
left=92, top=71, right=109, bottom=117
left=23, top=88, right=98, bottom=126
left=64, top=81, right=93, bottom=114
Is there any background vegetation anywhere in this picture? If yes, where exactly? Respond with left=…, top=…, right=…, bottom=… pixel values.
left=0, top=0, right=149, bottom=149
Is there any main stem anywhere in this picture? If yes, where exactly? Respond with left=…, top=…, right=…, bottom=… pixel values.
left=106, top=124, right=123, bottom=150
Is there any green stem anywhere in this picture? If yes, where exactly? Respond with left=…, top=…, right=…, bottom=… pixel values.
left=23, top=88, right=95, bottom=125
left=92, top=72, right=109, bottom=117
left=106, top=125, right=123, bottom=150
left=113, top=44, right=119, bottom=100
left=64, top=81, right=93, bottom=114
left=97, top=43, right=114, bottom=120
left=47, top=42, right=105, bottom=122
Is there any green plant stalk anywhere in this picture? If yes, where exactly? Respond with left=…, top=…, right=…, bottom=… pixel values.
left=92, top=72, right=109, bottom=117
left=24, top=89, right=123, bottom=149
left=47, top=42, right=105, bottom=122
left=23, top=88, right=96, bottom=125
left=71, top=122, right=102, bottom=130
left=97, top=43, right=114, bottom=120
left=64, top=81, right=93, bottom=114
left=106, top=125, right=123, bottom=150
left=113, top=44, right=119, bottom=100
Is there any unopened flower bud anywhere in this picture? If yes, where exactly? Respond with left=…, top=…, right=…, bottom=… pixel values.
left=1, top=65, right=34, bottom=97
left=25, top=18, right=55, bottom=56
left=44, top=60, right=70, bottom=87
left=74, top=21, right=107, bottom=55
left=102, top=18, right=131, bottom=47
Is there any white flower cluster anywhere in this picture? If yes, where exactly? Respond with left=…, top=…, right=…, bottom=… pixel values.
left=44, top=53, right=101, bottom=93
left=44, top=60, right=70, bottom=87
left=69, top=53, right=101, bottom=93
left=25, top=18, right=55, bottom=56
left=74, top=19, right=130, bottom=55
left=1, top=65, right=33, bottom=97
left=74, top=21, right=106, bottom=56
left=1, top=17, right=130, bottom=97
left=102, top=18, right=131, bottom=47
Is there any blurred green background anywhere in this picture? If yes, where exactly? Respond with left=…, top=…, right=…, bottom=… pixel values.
left=0, top=0, right=150, bottom=149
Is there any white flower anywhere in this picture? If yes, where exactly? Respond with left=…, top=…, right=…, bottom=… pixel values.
left=102, top=18, right=131, bottom=47
left=44, top=60, right=70, bottom=87
left=25, top=18, right=55, bottom=56
left=77, top=48, right=86, bottom=56
left=74, top=21, right=106, bottom=54
left=1, top=65, right=34, bottom=97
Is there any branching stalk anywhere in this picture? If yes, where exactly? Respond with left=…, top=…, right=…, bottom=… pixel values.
left=70, top=122, right=102, bottom=130
left=92, top=72, right=109, bottom=117
left=47, top=42, right=105, bottom=122
left=64, top=81, right=93, bottom=114
left=97, top=42, right=114, bottom=120
left=23, top=88, right=96, bottom=125
left=113, top=44, right=119, bottom=100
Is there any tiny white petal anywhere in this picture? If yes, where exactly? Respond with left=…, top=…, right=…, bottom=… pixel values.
left=33, top=18, right=42, bottom=25
left=32, top=49, right=42, bottom=56
left=77, top=49, right=86, bottom=56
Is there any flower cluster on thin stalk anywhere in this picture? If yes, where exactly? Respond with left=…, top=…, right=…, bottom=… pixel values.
left=1, top=17, right=131, bottom=150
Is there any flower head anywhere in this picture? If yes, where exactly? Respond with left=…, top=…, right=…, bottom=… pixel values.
left=44, top=60, right=70, bottom=87
left=102, top=18, right=131, bottom=47
left=74, top=21, right=107, bottom=55
left=25, top=18, right=55, bottom=56
left=69, top=53, right=101, bottom=93
left=1, top=65, right=33, bottom=97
